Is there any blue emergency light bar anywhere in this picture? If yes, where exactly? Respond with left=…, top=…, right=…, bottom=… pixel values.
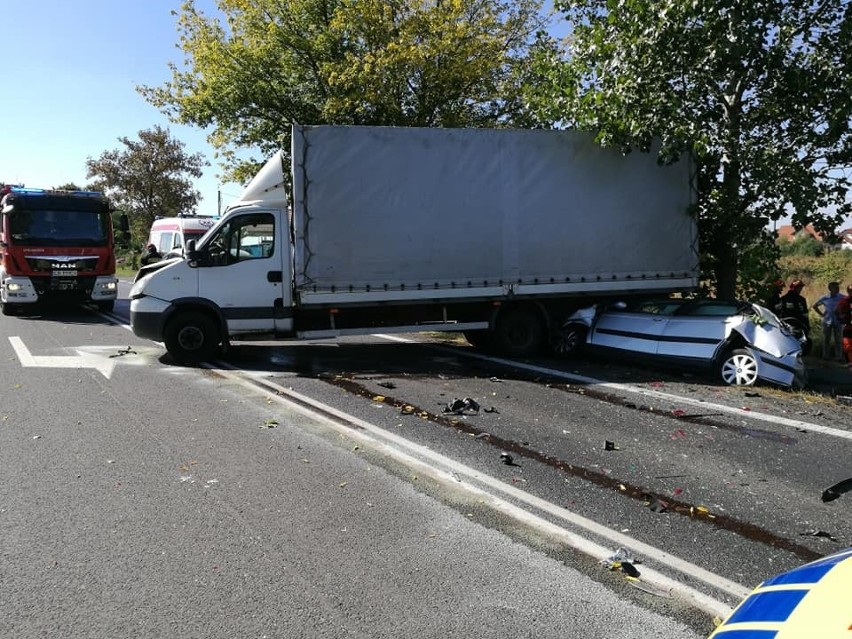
left=10, top=187, right=104, bottom=198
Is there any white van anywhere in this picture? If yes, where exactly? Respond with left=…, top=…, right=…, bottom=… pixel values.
left=143, top=215, right=218, bottom=263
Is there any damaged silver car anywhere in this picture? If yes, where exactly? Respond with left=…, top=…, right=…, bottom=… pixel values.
left=555, top=298, right=806, bottom=388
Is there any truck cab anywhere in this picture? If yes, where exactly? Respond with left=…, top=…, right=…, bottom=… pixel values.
left=0, top=187, right=121, bottom=314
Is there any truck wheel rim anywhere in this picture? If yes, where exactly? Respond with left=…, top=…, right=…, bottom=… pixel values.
left=721, top=353, right=758, bottom=385
left=178, top=326, right=205, bottom=351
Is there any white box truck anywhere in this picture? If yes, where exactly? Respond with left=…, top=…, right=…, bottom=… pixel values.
left=130, top=125, right=698, bottom=363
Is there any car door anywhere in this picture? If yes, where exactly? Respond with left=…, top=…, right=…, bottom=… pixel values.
left=197, top=211, right=283, bottom=335
left=589, top=300, right=676, bottom=355
left=654, top=300, right=737, bottom=362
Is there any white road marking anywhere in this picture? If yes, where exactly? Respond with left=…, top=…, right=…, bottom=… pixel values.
left=8, top=336, right=117, bottom=379
left=208, top=362, right=745, bottom=619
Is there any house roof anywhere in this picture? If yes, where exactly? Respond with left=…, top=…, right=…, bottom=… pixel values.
left=776, top=224, right=825, bottom=242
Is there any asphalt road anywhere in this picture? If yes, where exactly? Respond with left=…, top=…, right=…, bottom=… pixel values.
left=0, top=299, right=707, bottom=639
left=3, top=291, right=851, bottom=638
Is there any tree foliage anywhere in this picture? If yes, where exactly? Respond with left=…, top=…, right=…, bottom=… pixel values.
left=139, top=0, right=545, bottom=183
left=527, top=0, right=852, bottom=298
left=86, top=126, right=207, bottom=242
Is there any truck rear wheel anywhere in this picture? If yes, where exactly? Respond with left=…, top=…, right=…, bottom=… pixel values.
left=164, top=311, right=219, bottom=364
left=493, top=308, right=544, bottom=357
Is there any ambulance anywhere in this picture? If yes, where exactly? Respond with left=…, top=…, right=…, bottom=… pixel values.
left=142, top=215, right=218, bottom=263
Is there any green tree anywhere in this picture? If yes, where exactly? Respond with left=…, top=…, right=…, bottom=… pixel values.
left=86, top=126, right=207, bottom=241
left=139, top=0, right=544, bottom=183
left=527, top=0, right=852, bottom=299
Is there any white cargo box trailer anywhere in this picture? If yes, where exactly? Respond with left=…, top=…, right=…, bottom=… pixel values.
left=130, top=124, right=698, bottom=363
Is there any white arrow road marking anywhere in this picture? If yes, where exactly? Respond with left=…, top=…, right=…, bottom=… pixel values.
left=9, top=336, right=116, bottom=379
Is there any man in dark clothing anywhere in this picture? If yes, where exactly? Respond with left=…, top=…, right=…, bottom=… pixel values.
left=778, top=279, right=810, bottom=333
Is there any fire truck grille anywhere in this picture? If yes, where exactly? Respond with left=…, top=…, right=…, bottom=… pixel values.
left=26, top=257, right=100, bottom=272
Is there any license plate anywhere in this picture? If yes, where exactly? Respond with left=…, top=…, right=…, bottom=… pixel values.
left=52, top=270, right=77, bottom=277
left=55, top=281, right=76, bottom=291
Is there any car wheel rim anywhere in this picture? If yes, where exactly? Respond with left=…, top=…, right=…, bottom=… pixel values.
left=552, top=328, right=582, bottom=354
left=721, top=353, right=758, bottom=386
left=178, top=326, right=204, bottom=352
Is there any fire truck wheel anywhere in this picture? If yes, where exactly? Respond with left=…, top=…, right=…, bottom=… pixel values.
left=1, top=302, right=19, bottom=316
left=164, top=311, right=219, bottom=364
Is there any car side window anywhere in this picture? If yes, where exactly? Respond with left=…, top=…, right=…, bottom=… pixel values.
left=204, top=213, right=275, bottom=267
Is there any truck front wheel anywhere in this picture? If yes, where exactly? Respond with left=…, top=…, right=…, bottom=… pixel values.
left=493, top=308, right=544, bottom=358
left=1, top=301, right=19, bottom=316
left=164, top=311, right=220, bottom=364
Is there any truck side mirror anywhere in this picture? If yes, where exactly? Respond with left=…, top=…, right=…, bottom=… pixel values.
left=186, top=239, right=200, bottom=267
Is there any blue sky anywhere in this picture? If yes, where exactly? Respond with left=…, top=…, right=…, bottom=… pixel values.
left=0, top=0, right=241, bottom=213
left=2, top=1, right=566, bottom=216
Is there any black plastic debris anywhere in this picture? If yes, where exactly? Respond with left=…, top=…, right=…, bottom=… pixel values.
left=743, top=391, right=761, bottom=398
left=619, top=562, right=641, bottom=578
left=821, top=477, right=852, bottom=503
left=110, top=347, right=138, bottom=358
left=377, top=381, right=397, bottom=389
left=604, top=440, right=618, bottom=451
left=483, top=406, right=500, bottom=414
left=500, top=452, right=514, bottom=465
left=799, top=530, right=837, bottom=542
left=443, top=397, right=481, bottom=415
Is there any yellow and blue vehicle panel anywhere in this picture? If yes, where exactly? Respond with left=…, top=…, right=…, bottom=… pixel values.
left=709, top=547, right=852, bottom=638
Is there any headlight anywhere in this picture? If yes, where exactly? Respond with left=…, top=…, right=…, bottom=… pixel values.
left=7, top=283, right=21, bottom=291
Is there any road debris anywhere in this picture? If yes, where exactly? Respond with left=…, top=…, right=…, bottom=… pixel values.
left=499, top=452, right=518, bottom=466
left=604, top=440, right=618, bottom=451
left=377, top=381, right=397, bottom=389
left=110, top=347, right=138, bottom=358
left=646, top=498, right=669, bottom=513
left=626, top=578, right=673, bottom=598
left=600, top=547, right=642, bottom=577
left=483, top=406, right=500, bottom=414
left=799, top=530, right=837, bottom=542
left=821, top=477, right=852, bottom=503
left=260, top=418, right=279, bottom=428
left=443, top=397, right=480, bottom=415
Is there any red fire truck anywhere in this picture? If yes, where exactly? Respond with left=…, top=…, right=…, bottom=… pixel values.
left=0, top=186, right=128, bottom=314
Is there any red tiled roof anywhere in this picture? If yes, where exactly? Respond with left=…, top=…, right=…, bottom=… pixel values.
left=776, top=224, right=825, bottom=242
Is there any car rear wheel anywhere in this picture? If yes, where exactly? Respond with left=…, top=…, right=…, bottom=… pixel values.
left=164, top=311, right=219, bottom=364
left=719, top=348, right=759, bottom=386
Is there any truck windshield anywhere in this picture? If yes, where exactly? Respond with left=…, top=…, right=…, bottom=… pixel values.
left=8, top=209, right=109, bottom=247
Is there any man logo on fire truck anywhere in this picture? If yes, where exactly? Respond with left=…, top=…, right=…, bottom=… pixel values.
left=0, top=185, right=129, bottom=315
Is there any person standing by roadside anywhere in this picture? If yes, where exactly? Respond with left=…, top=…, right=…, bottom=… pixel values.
left=834, top=285, right=852, bottom=366
left=779, top=280, right=810, bottom=332
left=812, top=281, right=844, bottom=361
